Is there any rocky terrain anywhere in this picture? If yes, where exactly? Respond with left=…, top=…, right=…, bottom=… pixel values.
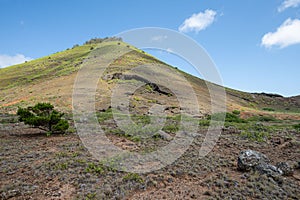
left=0, top=114, right=299, bottom=199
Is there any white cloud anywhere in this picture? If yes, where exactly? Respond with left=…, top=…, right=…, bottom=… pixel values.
left=278, top=0, right=300, bottom=12
left=0, top=54, right=33, bottom=68
left=179, top=9, right=217, bottom=33
left=261, top=18, right=300, bottom=48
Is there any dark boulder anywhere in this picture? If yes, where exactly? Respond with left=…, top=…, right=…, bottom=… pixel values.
left=237, top=150, right=269, bottom=171
left=237, top=150, right=294, bottom=179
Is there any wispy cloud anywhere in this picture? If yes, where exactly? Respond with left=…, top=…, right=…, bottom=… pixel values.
left=151, top=35, right=168, bottom=42
left=261, top=18, right=300, bottom=48
left=178, top=9, right=217, bottom=33
left=278, top=0, right=300, bottom=12
left=0, top=54, right=33, bottom=68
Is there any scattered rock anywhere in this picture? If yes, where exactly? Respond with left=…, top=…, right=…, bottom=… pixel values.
left=255, top=162, right=282, bottom=178
left=237, top=150, right=269, bottom=171
left=276, top=162, right=293, bottom=176
left=237, top=150, right=296, bottom=179
left=157, top=130, right=173, bottom=141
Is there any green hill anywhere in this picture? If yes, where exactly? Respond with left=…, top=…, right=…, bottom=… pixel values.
left=0, top=38, right=299, bottom=119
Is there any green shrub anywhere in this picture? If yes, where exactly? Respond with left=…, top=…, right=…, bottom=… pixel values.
left=17, top=102, right=69, bottom=135
left=293, top=123, right=300, bottom=130
left=145, top=84, right=153, bottom=92
left=85, top=162, right=104, bottom=174
left=232, top=110, right=241, bottom=115
left=199, top=119, right=210, bottom=127
left=123, top=173, right=144, bottom=183
left=262, top=107, right=275, bottom=112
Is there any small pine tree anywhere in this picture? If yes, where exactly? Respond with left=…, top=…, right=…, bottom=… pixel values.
left=17, top=103, right=69, bottom=135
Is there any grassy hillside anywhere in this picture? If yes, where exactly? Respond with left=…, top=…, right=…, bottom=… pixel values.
left=1, top=38, right=300, bottom=200
left=0, top=38, right=299, bottom=119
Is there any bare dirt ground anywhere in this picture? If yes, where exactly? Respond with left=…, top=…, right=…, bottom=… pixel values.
left=1, top=118, right=300, bottom=200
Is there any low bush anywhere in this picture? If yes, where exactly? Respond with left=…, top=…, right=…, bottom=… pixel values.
left=240, top=124, right=270, bottom=142
left=262, top=107, right=275, bottom=112
left=199, top=119, right=210, bottom=127
left=122, top=173, right=144, bottom=183
left=17, top=102, right=69, bottom=135
left=232, top=110, right=241, bottom=115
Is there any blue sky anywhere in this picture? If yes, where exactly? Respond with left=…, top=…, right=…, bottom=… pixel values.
left=0, top=0, right=300, bottom=96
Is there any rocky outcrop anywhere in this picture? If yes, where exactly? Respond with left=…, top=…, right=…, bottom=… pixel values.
left=237, top=150, right=294, bottom=179
left=237, top=150, right=269, bottom=171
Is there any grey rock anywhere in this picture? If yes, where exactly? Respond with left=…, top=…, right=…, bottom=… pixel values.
left=237, top=150, right=269, bottom=171
left=157, top=130, right=173, bottom=141
left=255, top=162, right=282, bottom=178
left=237, top=150, right=293, bottom=179
left=276, top=162, right=293, bottom=176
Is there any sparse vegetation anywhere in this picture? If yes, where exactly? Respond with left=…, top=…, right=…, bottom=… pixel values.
left=199, top=119, right=210, bottom=127
left=97, top=108, right=113, bottom=122
left=247, top=115, right=277, bottom=122
left=208, top=112, right=247, bottom=123
left=84, top=37, right=122, bottom=45
left=133, top=96, right=141, bottom=101
left=131, top=114, right=150, bottom=125
left=240, top=124, right=270, bottom=142
left=85, top=162, right=104, bottom=174
left=145, top=84, right=153, bottom=92
left=122, top=173, right=144, bottom=183
left=162, top=123, right=179, bottom=133
left=54, top=162, right=69, bottom=170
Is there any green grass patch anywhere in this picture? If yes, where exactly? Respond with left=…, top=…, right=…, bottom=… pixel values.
left=122, top=173, right=144, bottom=183
left=240, top=125, right=270, bottom=142
left=161, top=115, right=181, bottom=133
left=162, top=123, right=179, bottom=133
left=131, top=114, right=150, bottom=125
left=199, top=119, right=210, bottom=127
left=85, top=162, right=104, bottom=174
left=97, top=108, right=113, bottom=122
left=54, top=162, right=69, bottom=170
left=247, top=115, right=278, bottom=122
